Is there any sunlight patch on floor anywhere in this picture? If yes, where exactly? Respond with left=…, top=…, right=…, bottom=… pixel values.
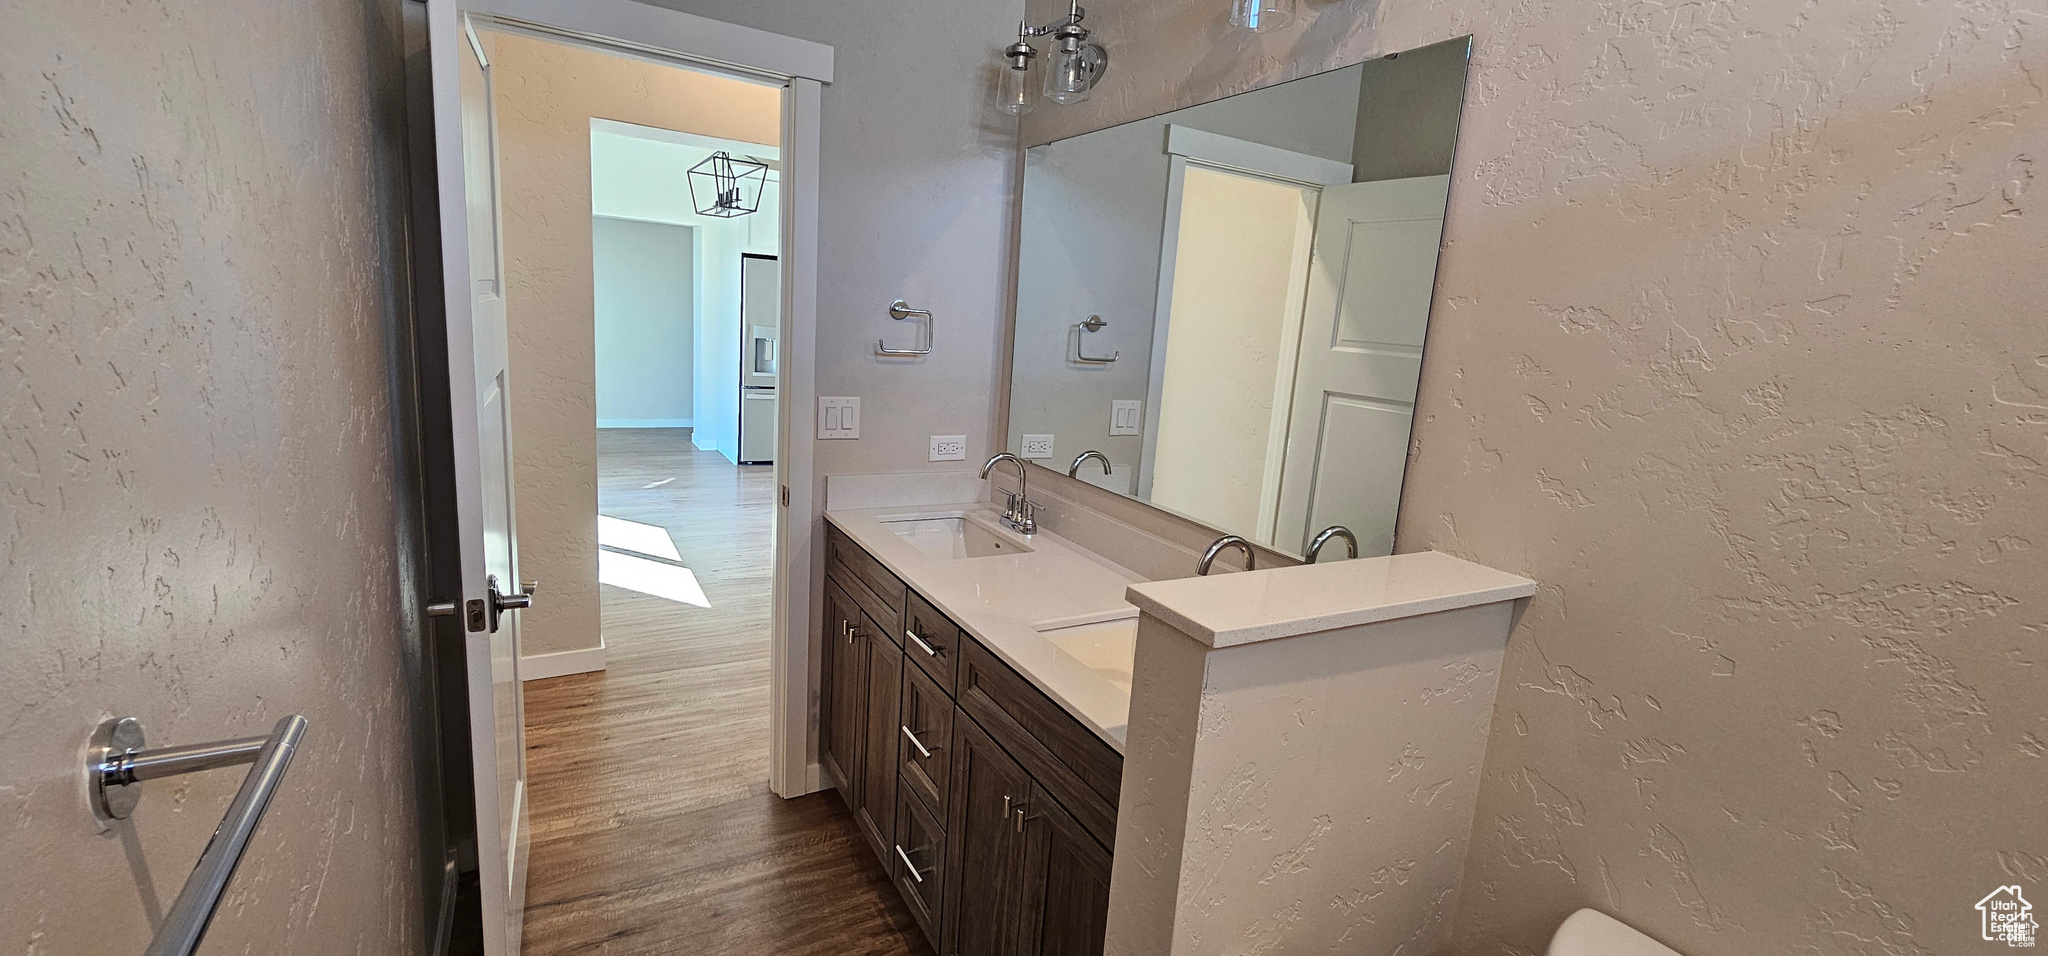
left=599, top=550, right=711, bottom=607
left=598, top=514, right=682, bottom=560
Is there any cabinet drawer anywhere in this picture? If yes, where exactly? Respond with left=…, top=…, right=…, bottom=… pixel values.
left=891, top=773, right=947, bottom=949
left=903, top=588, right=960, bottom=693
left=827, top=525, right=907, bottom=628
left=957, top=637, right=1122, bottom=850
left=897, top=662, right=954, bottom=819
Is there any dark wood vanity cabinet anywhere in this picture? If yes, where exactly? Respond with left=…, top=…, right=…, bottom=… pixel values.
left=819, top=580, right=866, bottom=807
left=1016, top=779, right=1114, bottom=956
left=822, top=563, right=904, bottom=867
left=944, top=718, right=1034, bottom=956
left=824, top=523, right=1119, bottom=956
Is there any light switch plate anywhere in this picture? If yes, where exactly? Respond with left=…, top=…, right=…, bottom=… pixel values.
left=929, top=435, right=967, bottom=461
left=1020, top=434, right=1055, bottom=458
left=818, top=397, right=859, bottom=439
left=1109, top=400, right=1142, bottom=436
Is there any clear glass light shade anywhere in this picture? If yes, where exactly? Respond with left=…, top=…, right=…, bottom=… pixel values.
left=1000, top=61, right=1035, bottom=116
left=1043, top=42, right=1105, bottom=106
left=1230, top=0, right=1294, bottom=32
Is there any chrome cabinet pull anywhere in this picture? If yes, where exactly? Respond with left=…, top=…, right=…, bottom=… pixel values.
left=895, top=844, right=926, bottom=883
left=901, top=725, right=934, bottom=759
left=906, top=629, right=941, bottom=658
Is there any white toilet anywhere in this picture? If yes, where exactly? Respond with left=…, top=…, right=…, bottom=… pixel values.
left=1548, top=909, right=1684, bottom=956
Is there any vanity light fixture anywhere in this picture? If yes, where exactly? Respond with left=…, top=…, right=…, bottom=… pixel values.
left=685, top=150, right=769, bottom=218
left=997, top=0, right=1108, bottom=116
left=1000, top=40, right=1038, bottom=116
left=1230, top=0, right=1293, bottom=32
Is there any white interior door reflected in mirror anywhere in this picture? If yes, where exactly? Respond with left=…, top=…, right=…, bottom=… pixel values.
left=1273, top=175, right=1449, bottom=556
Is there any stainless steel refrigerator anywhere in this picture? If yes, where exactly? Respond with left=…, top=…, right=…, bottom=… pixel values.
left=738, top=254, right=780, bottom=465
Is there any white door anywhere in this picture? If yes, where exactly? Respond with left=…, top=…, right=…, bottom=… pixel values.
left=1273, top=175, right=1450, bottom=557
left=426, top=6, right=529, bottom=954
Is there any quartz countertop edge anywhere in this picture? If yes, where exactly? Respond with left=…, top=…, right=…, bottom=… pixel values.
left=1124, top=550, right=1538, bottom=649
left=824, top=503, right=1144, bottom=751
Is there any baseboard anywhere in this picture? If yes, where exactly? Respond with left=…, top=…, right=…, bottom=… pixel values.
left=597, top=418, right=692, bottom=429
left=520, top=643, right=607, bottom=681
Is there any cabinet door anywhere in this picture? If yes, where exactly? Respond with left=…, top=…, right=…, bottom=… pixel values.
left=1017, top=780, right=1113, bottom=956
left=943, top=717, right=1033, bottom=956
left=892, top=771, right=947, bottom=948
left=821, top=581, right=867, bottom=803
left=853, top=615, right=903, bottom=865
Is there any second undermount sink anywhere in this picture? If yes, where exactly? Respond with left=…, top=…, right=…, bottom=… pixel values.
left=882, top=511, right=1035, bottom=560
left=1036, top=616, right=1137, bottom=694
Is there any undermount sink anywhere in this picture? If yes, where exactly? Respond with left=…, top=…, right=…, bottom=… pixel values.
left=882, top=511, right=1035, bottom=560
left=1036, top=616, right=1137, bottom=694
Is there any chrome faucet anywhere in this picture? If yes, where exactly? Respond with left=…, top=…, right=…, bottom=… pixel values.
left=980, top=452, right=1038, bottom=535
left=1196, top=534, right=1254, bottom=575
left=1305, top=526, right=1357, bottom=563
left=1067, top=450, right=1111, bottom=479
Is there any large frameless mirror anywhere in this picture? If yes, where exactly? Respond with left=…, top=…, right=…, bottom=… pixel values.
left=1004, top=36, right=1473, bottom=559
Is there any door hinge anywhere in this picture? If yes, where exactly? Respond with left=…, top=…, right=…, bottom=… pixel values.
left=781, top=484, right=790, bottom=507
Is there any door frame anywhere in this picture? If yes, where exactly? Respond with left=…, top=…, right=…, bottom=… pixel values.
left=450, top=0, right=831, bottom=807
left=1138, top=125, right=1352, bottom=503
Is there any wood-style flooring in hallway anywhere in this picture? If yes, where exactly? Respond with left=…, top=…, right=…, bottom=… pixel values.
left=520, top=428, right=930, bottom=955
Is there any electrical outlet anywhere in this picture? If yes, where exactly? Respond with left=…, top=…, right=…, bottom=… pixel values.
left=1020, top=434, right=1055, bottom=458
left=929, top=435, right=967, bottom=461
left=1109, top=400, right=1142, bottom=436
left=818, top=397, right=860, bottom=439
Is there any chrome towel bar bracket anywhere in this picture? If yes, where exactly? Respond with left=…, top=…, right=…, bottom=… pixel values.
left=878, top=299, right=934, bottom=356
left=88, top=714, right=308, bottom=956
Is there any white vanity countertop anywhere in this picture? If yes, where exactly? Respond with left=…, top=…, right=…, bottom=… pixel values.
left=1126, top=550, right=1539, bottom=648
left=825, top=503, right=1144, bottom=751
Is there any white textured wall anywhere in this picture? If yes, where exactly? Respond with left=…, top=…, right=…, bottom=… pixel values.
left=1023, top=0, right=2048, bottom=953
left=492, top=32, right=781, bottom=657
left=1110, top=604, right=1513, bottom=956
left=646, top=0, right=1025, bottom=478
left=0, top=0, right=428, bottom=952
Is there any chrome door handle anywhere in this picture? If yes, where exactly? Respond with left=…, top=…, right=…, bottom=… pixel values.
left=486, top=574, right=535, bottom=632
left=901, top=725, right=933, bottom=759
left=906, top=630, right=940, bottom=657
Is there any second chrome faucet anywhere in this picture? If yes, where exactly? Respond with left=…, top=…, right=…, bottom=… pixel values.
left=980, top=453, right=1038, bottom=535
left=1197, top=535, right=1253, bottom=575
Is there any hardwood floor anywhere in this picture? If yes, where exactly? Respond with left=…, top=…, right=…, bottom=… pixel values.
left=521, top=428, right=931, bottom=956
